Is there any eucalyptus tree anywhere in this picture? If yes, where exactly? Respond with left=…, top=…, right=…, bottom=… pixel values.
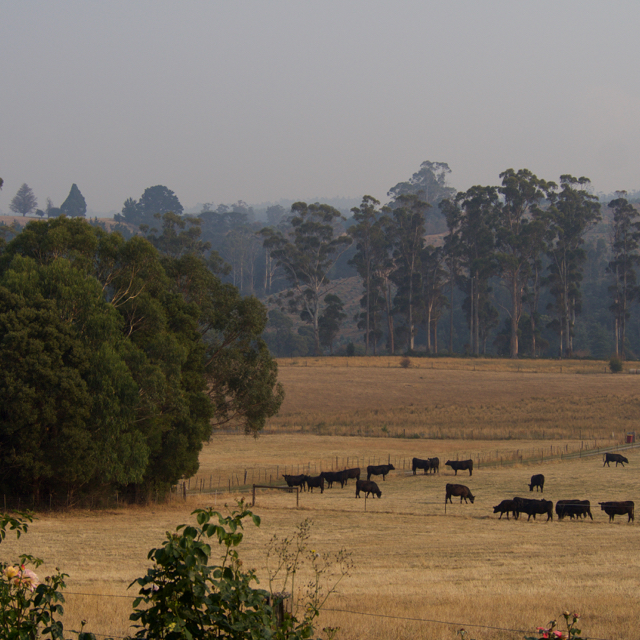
left=319, top=294, right=346, bottom=355
left=388, top=193, right=430, bottom=351
left=495, top=169, right=551, bottom=358
left=607, top=195, right=640, bottom=358
left=261, top=202, right=352, bottom=355
left=545, top=176, right=601, bottom=357
left=420, top=244, right=448, bottom=353
left=348, top=195, right=384, bottom=354
left=442, top=185, right=498, bottom=355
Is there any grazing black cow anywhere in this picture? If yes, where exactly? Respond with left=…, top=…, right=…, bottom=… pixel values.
left=429, top=457, right=440, bottom=474
left=340, top=468, right=361, bottom=485
left=603, top=453, right=629, bottom=467
left=445, top=483, right=475, bottom=504
left=282, top=474, right=307, bottom=491
left=529, top=474, right=545, bottom=492
left=599, top=501, right=634, bottom=522
left=412, top=457, right=431, bottom=475
left=445, top=459, right=473, bottom=476
left=556, top=500, right=593, bottom=520
left=320, top=471, right=343, bottom=489
left=367, top=463, right=395, bottom=481
left=355, top=479, right=381, bottom=498
left=513, top=497, right=553, bottom=521
left=304, top=475, right=324, bottom=494
left=493, top=499, right=517, bottom=520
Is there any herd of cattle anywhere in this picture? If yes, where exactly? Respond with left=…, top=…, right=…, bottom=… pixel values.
left=281, top=452, right=634, bottom=523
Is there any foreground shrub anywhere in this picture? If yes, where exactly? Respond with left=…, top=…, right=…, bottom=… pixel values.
left=129, top=501, right=351, bottom=640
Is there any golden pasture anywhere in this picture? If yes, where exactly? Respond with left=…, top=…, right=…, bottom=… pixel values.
left=2, top=359, right=640, bottom=639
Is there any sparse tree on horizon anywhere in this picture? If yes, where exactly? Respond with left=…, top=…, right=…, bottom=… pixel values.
left=10, top=183, right=38, bottom=217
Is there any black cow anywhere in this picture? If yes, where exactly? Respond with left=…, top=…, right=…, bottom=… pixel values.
left=603, top=453, right=629, bottom=467
left=445, top=483, right=475, bottom=504
left=513, top=497, right=553, bottom=521
left=340, top=468, right=361, bottom=485
left=493, top=499, right=517, bottom=520
left=556, top=500, right=592, bottom=520
left=429, top=457, right=440, bottom=474
left=304, top=475, right=324, bottom=494
left=320, top=471, right=343, bottom=489
left=529, top=474, right=545, bottom=492
left=412, top=458, right=431, bottom=475
left=599, top=501, right=634, bottom=522
left=355, top=479, right=381, bottom=498
left=367, top=463, right=395, bottom=481
left=445, top=459, right=473, bottom=476
left=282, top=474, right=306, bottom=491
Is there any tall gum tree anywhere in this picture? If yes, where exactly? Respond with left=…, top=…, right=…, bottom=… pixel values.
left=348, top=196, right=383, bottom=355
left=545, top=176, right=601, bottom=357
left=388, top=193, right=430, bottom=351
left=495, top=169, right=551, bottom=359
left=607, top=195, right=640, bottom=359
left=261, top=202, right=352, bottom=355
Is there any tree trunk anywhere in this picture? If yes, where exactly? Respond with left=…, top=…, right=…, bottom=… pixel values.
left=510, top=275, right=518, bottom=358
left=426, top=304, right=432, bottom=354
left=449, top=273, right=454, bottom=354
left=365, top=264, right=370, bottom=356
left=386, top=280, right=394, bottom=355
left=474, top=280, right=479, bottom=357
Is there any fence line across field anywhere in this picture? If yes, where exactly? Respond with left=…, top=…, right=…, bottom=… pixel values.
left=58, top=590, right=614, bottom=640
left=179, top=439, right=637, bottom=496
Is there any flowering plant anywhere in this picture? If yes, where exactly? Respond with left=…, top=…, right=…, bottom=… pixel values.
left=526, top=612, right=584, bottom=640
left=0, top=512, right=89, bottom=640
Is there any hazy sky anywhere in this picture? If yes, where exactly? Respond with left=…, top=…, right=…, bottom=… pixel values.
left=2, top=2, right=640, bottom=214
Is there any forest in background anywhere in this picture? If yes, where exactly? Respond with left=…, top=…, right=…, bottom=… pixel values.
left=4, top=161, right=640, bottom=361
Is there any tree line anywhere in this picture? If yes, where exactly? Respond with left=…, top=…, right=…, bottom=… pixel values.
left=6, top=163, right=640, bottom=360
left=260, top=164, right=640, bottom=360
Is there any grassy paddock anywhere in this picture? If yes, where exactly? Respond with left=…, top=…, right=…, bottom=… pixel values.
left=2, top=435, right=639, bottom=639
left=267, top=358, right=640, bottom=440
left=3, top=360, right=639, bottom=638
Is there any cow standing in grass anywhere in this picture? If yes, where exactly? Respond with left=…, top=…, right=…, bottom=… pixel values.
left=282, top=474, right=307, bottom=491
left=367, top=463, right=395, bottom=481
left=445, top=484, right=475, bottom=504
left=603, top=453, right=629, bottom=467
left=445, top=459, right=473, bottom=476
left=356, top=480, right=381, bottom=498
left=529, top=474, right=545, bottom=492
left=304, top=475, right=324, bottom=493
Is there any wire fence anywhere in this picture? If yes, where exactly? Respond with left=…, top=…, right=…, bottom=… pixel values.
left=180, top=438, right=635, bottom=497
left=59, top=590, right=615, bottom=640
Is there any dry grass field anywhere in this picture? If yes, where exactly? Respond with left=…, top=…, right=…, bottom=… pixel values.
left=2, top=359, right=639, bottom=639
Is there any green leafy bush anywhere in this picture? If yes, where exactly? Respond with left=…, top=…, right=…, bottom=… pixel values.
left=609, top=356, right=623, bottom=373
left=129, top=502, right=351, bottom=640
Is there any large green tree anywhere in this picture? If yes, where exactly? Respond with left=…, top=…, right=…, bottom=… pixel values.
left=0, top=217, right=282, bottom=502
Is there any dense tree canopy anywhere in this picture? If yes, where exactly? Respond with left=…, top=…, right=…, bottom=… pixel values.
left=59, top=183, right=87, bottom=218
left=0, top=217, right=283, bottom=502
